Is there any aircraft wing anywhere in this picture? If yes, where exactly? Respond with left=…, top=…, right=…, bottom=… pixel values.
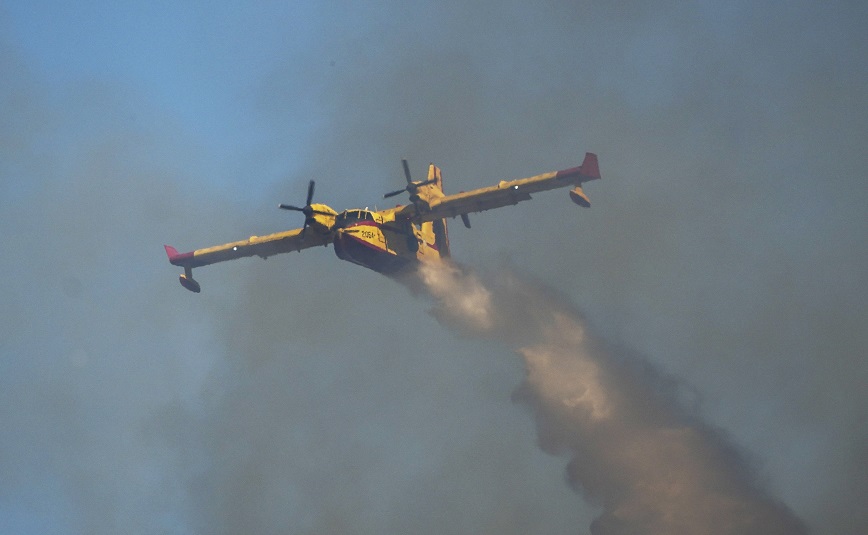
left=165, top=228, right=332, bottom=292
left=415, top=152, right=601, bottom=224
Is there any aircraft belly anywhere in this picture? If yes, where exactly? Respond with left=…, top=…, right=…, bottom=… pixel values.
left=333, top=231, right=413, bottom=274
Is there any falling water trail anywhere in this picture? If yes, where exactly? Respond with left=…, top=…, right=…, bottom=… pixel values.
left=406, top=261, right=807, bottom=535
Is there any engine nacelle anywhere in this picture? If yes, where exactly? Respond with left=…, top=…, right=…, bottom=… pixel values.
left=569, top=185, right=591, bottom=207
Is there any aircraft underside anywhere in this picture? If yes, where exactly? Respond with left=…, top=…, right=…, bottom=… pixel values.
left=333, top=229, right=414, bottom=275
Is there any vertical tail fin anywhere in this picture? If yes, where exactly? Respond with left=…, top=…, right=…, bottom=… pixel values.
left=421, top=163, right=450, bottom=258
left=422, top=163, right=444, bottom=196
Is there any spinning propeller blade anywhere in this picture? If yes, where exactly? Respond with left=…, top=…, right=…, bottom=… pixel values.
left=278, top=179, right=328, bottom=239
left=383, top=160, right=438, bottom=199
left=306, top=179, right=315, bottom=206
left=402, top=159, right=412, bottom=184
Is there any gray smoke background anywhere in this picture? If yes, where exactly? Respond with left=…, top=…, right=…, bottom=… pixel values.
left=2, top=1, right=866, bottom=534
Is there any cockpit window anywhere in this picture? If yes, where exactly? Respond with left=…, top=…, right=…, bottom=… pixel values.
left=336, top=210, right=374, bottom=226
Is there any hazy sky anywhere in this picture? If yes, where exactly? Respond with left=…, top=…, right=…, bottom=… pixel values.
left=1, top=1, right=866, bottom=534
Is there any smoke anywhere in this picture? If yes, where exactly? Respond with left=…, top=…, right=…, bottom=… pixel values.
left=3, top=1, right=866, bottom=533
left=412, top=261, right=807, bottom=534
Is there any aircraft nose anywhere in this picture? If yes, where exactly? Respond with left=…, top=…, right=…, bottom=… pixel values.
left=333, top=228, right=350, bottom=246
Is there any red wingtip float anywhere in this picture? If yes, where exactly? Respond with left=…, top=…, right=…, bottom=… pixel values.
left=165, top=152, right=601, bottom=292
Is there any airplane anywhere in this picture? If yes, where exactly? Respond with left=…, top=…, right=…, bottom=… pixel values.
left=165, top=152, right=601, bottom=292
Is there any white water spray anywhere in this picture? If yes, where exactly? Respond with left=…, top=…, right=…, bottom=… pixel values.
left=412, top=261, right=806, bottom=535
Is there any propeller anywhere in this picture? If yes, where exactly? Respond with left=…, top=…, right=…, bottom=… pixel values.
left=279, top=180, right=331, bottom=239
left=383, top=159, right=437, bottom=199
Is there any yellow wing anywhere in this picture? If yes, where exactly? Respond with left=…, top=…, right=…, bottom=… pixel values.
left=165, top=228, right=332, bottom=292
left=413, top=152, right=601, bottom=224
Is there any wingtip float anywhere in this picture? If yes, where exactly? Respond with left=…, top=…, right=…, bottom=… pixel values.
left=164, top=245, right=201, bottom=293
left=555, top=152, right=600, bottom=207
left=165, top=152, right=601, bottom=292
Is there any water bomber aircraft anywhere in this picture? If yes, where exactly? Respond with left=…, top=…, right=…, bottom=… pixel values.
left=165, top=152, right=601, bottom=292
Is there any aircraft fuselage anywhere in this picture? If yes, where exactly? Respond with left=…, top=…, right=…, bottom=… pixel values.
left=331, top=208, right=442, bottom=275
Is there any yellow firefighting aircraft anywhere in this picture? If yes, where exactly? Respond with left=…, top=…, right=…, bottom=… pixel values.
left=165, top=152, right=601, bottom=292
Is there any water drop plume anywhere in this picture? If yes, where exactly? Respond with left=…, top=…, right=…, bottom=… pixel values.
left=406, top=261, right=807, bottom=535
